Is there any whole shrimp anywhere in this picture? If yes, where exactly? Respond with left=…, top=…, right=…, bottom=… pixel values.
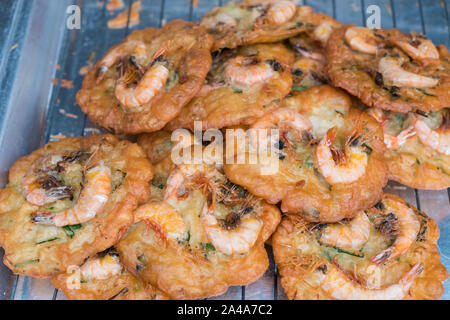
left=317, top=262, right=423, bottom=300
left=378, top=57, right=439, bottom=88
left=114, top=63, right=169, bottom=108
left=414, top=114, right=450, bottom=156
left=319, top=211, right=371, bottom=250
left=345, top=26, right=378, bottom=54
left=201, top=193, right=262, bottom=255
left=315, top=127, right=368, bottom=184
left=266, top=1, right=296, bottom=26
left=371, top=198, right=420, bottom=264
left=80, top=252, right=122, bottom=281
left=224, top=56, right=273, bottom=87
left=33, top=164, right=112, bottom=227
left=97, top=40, right=170, bottom=108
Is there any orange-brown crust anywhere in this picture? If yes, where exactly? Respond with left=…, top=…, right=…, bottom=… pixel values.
left=116, top=139, right=281, bottom=299
left=116, top=201, right=280, bottom=300
left=51, top=256, right=169, bottom=300
left=273, top=193, right=449, bottom=300
left=204, top=2, right=313, bottom=52
left=76, top=20, right=213, bottom=134
left=0, top=134, right=153, bottom=277
left=385, top=137, right=450, bottom=190
left=365, top=108, right=450, bottom=190
left=166, top=43, right=294, bottom=130
left=327, top=25, right=450, bottom=113
left=224, top=86, right=388, bottom=222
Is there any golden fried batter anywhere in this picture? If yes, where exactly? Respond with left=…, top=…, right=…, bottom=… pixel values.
left=202, top=1, right=309, bottom=51
left=166, top=43, right=294, bottom=130
left=273, top=194, right=448, bottom=300
left=117, top=159, right=280, bottom=299
left=368, top=108, right=450, bottom=189
left=327, top=25, right=450, bottom=113
left=52, top=249, right=168, bottom=300
left=0, top=134, right=153, bottom=277
left=77, top=20, right=213, bottom=134
left=224, top=85, right=388, bottom=222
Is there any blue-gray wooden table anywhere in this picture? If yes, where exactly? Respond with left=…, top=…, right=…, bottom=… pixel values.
left=0, top=0, right=448, bottom=300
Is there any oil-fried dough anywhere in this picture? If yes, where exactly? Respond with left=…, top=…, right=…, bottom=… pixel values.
left=0, top=134, right=153, bottom=277
left=77, top=20, right=213, bottom=134
left=273, top=194, right=448, bottom=300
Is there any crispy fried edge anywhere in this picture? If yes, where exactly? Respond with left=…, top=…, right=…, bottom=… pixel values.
left=272, top=193, right=449, bottom=300
left=0, top=134, right=153, bottom=277
left=116, top=201, right=280, bottom=299
left=76, top=20, right=213, bottom=134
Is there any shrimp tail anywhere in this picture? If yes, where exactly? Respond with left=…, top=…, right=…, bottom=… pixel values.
left=325, top=127, right=337, bottom=146
left=143, top=219, right=169, bottom=242
left=371, top=247, right=394, bottom=264
left=32, top=211, right=57, bottom=225
left=149, top=46, right=166, bottom=66
left=401, top=262, right=424, bottom=285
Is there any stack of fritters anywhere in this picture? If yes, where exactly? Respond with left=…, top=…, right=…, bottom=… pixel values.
left=0, top=0, right=448, bottom=300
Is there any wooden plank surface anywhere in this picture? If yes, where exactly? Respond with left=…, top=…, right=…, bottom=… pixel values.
left=4, top=0, right=450, bottom=300
left=335, top=0, right=364, bottom=25
left=391, top=0, right=423, bottom=32
left=192, top=0, right=220, bottom=22
left=420, top=0, right=449, bottom=46
left=244, top=246, right=276, bottom=300
left=305, top=0, right=334, bottom=16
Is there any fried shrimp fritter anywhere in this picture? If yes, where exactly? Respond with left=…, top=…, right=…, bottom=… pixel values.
left=224, top=85, right=388, bottom=222
left=51, top=249, right=168, bottom=300
left=273, top=194, right=448, bottom=300
left=76, top=20, right=213, bottom=134
left=116, top=155, right=281, bottom=299
left=0, top=134, right=153, bottom=277
left=202, top=1, right=309, bottom=51
left=166, top=43, right=293, bottom=131
left=327, top=25, right=450, bottom=113
left=368, top=108, right=450, bottom=189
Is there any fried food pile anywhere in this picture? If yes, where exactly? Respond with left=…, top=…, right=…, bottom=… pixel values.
left=0, top=0, right=448, bottom=300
